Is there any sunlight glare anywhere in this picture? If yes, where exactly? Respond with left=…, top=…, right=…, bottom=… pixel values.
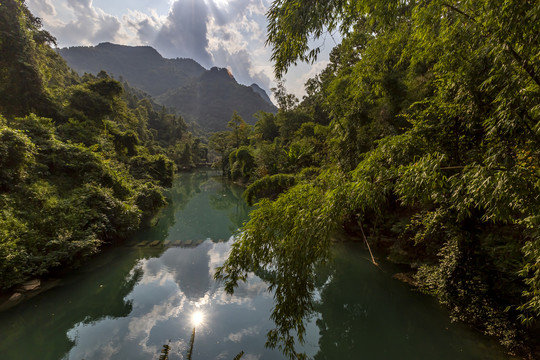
left=212, top=0, right=229, bottom=7
left=191, top=311, right=204, bottom=327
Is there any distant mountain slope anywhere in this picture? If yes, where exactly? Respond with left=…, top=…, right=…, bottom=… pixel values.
left=156, top=67, right=277, bottom=131
left=58, top=43, right=276, bottom=131
left=250, top=83, right=274, bottom=105
left=58, top=42, right=206, bottom=96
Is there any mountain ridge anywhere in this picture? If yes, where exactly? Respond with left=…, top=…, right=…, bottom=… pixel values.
left=58, top=43, right=276, bottom=131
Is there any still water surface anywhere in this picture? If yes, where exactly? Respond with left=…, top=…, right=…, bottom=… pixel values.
left=0, top=171, right=510, bottom=359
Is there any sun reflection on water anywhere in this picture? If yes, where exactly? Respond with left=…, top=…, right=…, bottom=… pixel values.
left=191, top=310, right=204, bottom=327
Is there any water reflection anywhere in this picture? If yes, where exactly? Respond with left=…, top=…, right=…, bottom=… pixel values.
left=0, top=171, right=511, bottom=360
left=131, top=170, right=214, bottom=245
left=311, top=243, right=510, bottom=360
left=61, top=241, right=280, bottom=360
left=0, top=172, right=256, bottom=360
left=56, top=170, right=257, bottom=360
left=160, top=246, right=211, bottom=300
left=0, top=248, right=144, bottom=360
left=208, top=179, right=252, bottom=233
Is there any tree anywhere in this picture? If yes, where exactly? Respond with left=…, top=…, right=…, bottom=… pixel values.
left=229, top=146, right=255, bottom=181
left=179, top=143, right=194, bottom=169
left=209, top=131, right=232, bottom=174
left=218, top=0, right=540, bottom=357
left=271, top=80, right=298, bottom=112
left=253, top=111, right=279, bottom=142
left=227, top=111, right=250, bottom=148
left=0, top=126, right=36, bottom=190
left=0, top=0, right=56, bottom=116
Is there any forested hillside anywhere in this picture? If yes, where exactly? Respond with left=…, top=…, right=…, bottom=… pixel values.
left=213, top=1, right=540, bottom=358
left=0, top=0, right=205, bottom=290
left=58, top=42, right=206, bottom=97
left=59, top=43, right=277, bottom=132
left=157, top=67, right=278, bottom=132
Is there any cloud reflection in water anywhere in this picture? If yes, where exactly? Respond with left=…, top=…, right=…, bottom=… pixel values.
left=65, top=240, right=278, bottom=360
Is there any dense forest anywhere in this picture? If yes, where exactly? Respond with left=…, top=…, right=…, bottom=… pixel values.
left=212, top=1, right=540, bottom=359
left=0, top=0, right=209, bottom=290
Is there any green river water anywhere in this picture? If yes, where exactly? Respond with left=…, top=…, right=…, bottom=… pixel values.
left=0, top=171, right=511, bottom=359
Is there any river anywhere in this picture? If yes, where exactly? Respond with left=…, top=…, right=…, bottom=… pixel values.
left=0, top=170, right=511, bottom=359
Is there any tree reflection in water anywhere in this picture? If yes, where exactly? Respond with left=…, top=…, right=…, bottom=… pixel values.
left=0, top=248, right=147, bottom=360
left=312, top=243, right=507, bottom=360
left=208, top=178, right=252, bottom=234
left=0, top=172, right=508, bottom=360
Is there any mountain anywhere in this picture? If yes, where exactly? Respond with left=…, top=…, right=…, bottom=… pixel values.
left=156, top=67, right=277, bottom=131
left=58, top=43, right=277, bottom=132
left=250, top=83, right=274, bottom=105
left=58, top=42, right=206, bottom=96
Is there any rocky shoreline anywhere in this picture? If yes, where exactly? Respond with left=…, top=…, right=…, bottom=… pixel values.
left=0, top=279, right=60, bottom=312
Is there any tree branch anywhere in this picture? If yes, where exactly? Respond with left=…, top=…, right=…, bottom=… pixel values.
left=504, top=44, right=540, bottom=88
left=443, top=3, right=540, bottom=88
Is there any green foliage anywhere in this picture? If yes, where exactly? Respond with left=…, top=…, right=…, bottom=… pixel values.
left=0, top=208, right=30, bottom=288
left=227, top=111, right=251, bottom=148
left=209, top=84, right=323, bottom=181
left=272, top=80, right=298, bottom=112
left=0, top=126, right=35, bottom=189
left=253, top=141, right=285, bottom=177
left=0, top=1, right=195, bottom=290
left=135, top=183, right=167, bottom=217
left=253, top=111, right=279, bottom=142
left=87, top=77, right=123, bottom=98
left=218, top=0, right=540, bottom=356
left=243, top=174, right=296, bottom=205
left=68, top=84, right=115, bottom=120
left=276, top=110, right=310, bottom=142
left=178, top=142, right=194, bottom=169
left=129, top=154, right=175, bottom=187
left=0, top=118, right=151, bottom=290
left=216, top=174, right=349, bottom=358
left=229, top=146, right=255, bottom=181
left=209, top=131, right=232, bottom=173
left=283, top=138, right=316, bottom=172
left=0, top=0, right=56, bottom=116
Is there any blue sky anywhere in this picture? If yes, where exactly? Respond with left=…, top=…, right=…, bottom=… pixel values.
left=26, top=0, right=338, bottom=99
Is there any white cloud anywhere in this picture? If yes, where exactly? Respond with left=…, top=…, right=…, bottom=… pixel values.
left=26, top=0, right=335, bottom=98
left=226, top=325, right=260, bottom=342
left=154, top=0, right=212, bottom=65
left=27, top=0, right=56, bottom=17
left=27, top=0, right=131, bottom=46
left=123, top=9, right=166, bottom=45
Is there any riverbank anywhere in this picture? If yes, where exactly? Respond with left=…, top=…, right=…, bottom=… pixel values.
left=0, top=279, right=61, bottom=312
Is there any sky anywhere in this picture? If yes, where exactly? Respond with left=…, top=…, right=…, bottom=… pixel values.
left=26, top=0, right=339, bottom=100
